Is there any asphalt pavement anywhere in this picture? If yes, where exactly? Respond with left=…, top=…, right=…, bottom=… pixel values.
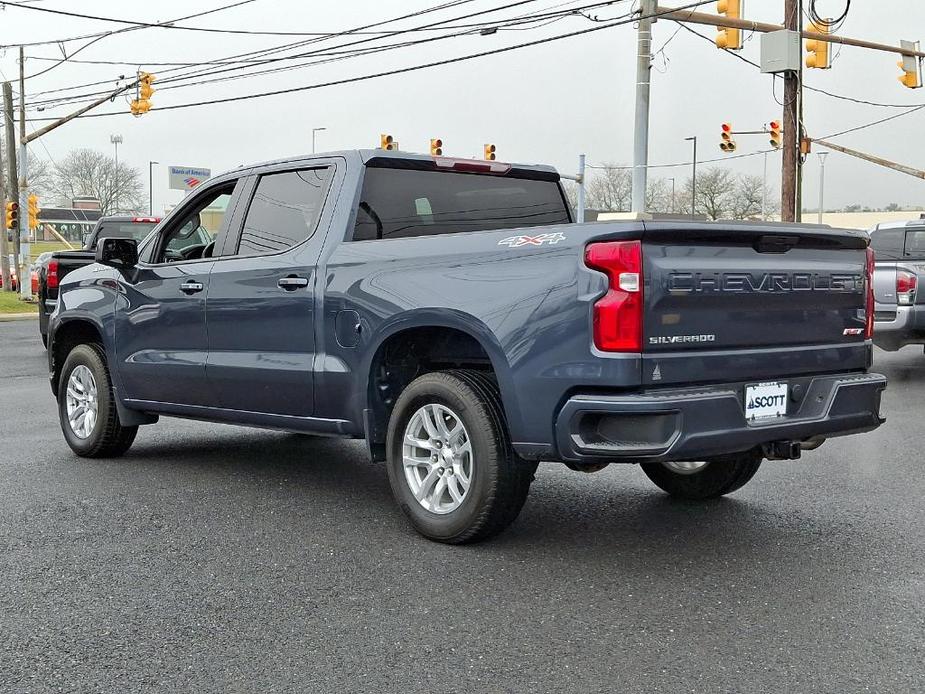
left=1, top=319, right=922, bottom=693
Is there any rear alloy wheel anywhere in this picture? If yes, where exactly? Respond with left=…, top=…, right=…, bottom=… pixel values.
left=386, top=370, right=535, bottom=544
left=58, top=344, right=138, bottom=458
left=641, top=450, right=762, bottom=500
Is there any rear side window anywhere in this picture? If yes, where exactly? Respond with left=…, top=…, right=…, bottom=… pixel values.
left=904, top=229, right=925, bottom=258
left=351, top=168, right=570, bottom=241
left=95, top=222, right=158, bottom=243
left=870, top=228, right=904, bottom=260
left=237, top=168, right=330, bottom=256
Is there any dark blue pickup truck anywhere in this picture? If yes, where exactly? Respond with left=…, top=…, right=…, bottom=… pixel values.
left=47, top=149, right=886, bottom=543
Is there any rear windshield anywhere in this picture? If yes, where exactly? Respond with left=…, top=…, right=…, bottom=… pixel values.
left=92, top=222, right=158, bottom=246
left=352, top=168, right=570, bottom=241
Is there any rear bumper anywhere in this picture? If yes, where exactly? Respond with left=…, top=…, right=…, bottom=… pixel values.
left=555, top=372, right=886, bottom=463
left=873, top=303, right=925, bottom=350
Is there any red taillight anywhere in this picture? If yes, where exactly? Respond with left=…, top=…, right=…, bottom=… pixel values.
left=865, top=247, right=875, bottom=339
left=31, top=270, right=38, bottom=295
left=47, top=259, right=59, bottom=289
left=896, top=269, right=917, bottom=306
left=585, top=240, right=643, bottom=352
left=132, top=216, right=160, bottom=223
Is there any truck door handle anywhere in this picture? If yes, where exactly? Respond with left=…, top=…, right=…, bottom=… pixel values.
left=278, top=276, right=309, bottom=291
left=179, top=280, right=204, bottom=294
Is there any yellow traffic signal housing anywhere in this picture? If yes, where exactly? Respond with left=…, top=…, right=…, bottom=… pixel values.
left=483, top=143, right=496, bottom=160
left=805, top=22, right=830, bottom=69
left=719, top=123, right=736, bottom=152
left=27, top=194, right=40, bottom=230
left=898, top=41, right=922, bottom=88
left=430, top=138, right=443, bottom=156
left=5, top=201, right=19, bottom=230
left=380, top=134, right=398, bottom=151
left=130, top=71, right=156, bottom=116
left=768, top=120, right=782, bottom=149
left=716, top=0, right=742, bottom=50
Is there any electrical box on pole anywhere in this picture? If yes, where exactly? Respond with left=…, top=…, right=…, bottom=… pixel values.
left=760, top=30, right=802, bottom=73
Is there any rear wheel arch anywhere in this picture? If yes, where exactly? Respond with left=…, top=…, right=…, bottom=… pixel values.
left=363, top=317, right=521, bottom=455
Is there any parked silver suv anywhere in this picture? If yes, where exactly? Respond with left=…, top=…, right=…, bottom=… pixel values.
left=871, top=220, right=925, bottom=351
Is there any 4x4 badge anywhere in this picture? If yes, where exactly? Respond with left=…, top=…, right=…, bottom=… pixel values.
left=498, top=232, right=566, bottom=248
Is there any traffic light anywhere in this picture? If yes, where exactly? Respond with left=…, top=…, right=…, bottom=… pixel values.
left=380, top=133, right=398, bottom=150
left=430, top=138, right=443, bottom=156
left=769, top=120, right=782, bottom=149
left=5, top=201, right=18, bottom=230
left=716, top=0, right=742, bottom=50
left=27, top=194, right=40, bottom=230
left=898, top=41, right=922, bottom=89
left=483, top=143, right=496, bottom=160
left=805, top=22, right=830, bottom=69
left=130, top=71, right=155, bottom=116
left=720, top=123, right=736, bottom=152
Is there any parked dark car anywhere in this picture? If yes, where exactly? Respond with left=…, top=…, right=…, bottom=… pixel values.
left=36, top=216, right=160, bottom=346
left=47, top=150, right=886, bottom=543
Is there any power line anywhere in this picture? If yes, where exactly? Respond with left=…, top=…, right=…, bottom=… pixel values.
left=24, top=0, right=626, bottom=110
left=23, top=0, right=489, bottom=101
left=22, top=0, right=716, bottom=121
left=21, top=0, right=261, bottom=80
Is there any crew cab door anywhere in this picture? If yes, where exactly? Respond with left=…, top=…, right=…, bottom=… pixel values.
left=114, top=179, right=243, bottom=406
left=205, top=164, right=336, bottom=417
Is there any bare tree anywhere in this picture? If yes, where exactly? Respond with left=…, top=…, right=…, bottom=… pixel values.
left=646, top=177, right=675, bottom=213
left=729, top=174, right=766, bottom=220
left=684, top=167, right=735, bottom=220
left=49, top=148, right=145, bottom=214
left=586, top=165, right=632, bottom=211
left=25, top=157, right=53, bottom=199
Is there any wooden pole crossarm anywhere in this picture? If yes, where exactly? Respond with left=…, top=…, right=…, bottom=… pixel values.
left=23, top=82, right=135, bottom=144
left=655, top=5, right=925, bottom=58
left=812, top=138, right=925, bottom=180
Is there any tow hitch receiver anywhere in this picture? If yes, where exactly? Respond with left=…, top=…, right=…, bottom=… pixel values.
left=763, top=441, right=802, bottom=460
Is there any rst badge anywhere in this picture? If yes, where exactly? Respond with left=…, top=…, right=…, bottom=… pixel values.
left=498, top=232, right=566, bottom=248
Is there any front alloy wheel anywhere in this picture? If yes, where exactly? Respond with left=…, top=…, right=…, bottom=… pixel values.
left=65, top=365, right=99, bottom=439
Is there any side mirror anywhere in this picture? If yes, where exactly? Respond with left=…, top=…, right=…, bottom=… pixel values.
left=95, top=237, right=138, bottom=269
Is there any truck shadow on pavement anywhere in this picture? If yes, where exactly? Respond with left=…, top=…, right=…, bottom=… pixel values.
left=116, top=427, right=874, bottom=573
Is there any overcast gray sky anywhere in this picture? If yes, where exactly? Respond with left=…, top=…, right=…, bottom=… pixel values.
left=0, top=0, right=922, bottom=213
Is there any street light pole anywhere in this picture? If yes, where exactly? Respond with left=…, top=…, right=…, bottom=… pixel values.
left=817, top=152, right=828, bottom=225
left=684, top=136, right=697, bottom=217
left=110, top=134, right=122, bottom=213
left=668, top=177, right=675, bottom=213
left=312, top=127, right=326, bottom=154
left=149, top=161, right=159, bottom=216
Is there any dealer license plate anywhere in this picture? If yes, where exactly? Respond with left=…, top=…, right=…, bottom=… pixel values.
left=744, top=382, right=788, bottom=420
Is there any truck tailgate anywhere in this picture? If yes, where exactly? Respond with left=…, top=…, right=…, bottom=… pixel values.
left=640, top=223, right=871, bottom=387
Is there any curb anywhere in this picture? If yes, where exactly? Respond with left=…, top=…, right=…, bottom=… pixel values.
left=0, top=312, right=38, bottom=321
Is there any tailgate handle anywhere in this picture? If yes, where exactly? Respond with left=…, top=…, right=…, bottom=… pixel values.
left=754, top=235, right=799, bottom=254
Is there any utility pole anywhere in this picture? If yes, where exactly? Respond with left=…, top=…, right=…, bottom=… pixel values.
left=4, top=82, right=19, bottom=295
left=0, top=112, right=8, bottom=292
left=817, top=152, right=828, bottom=224
left=149, top=160, right=159, bottom=216
left=780, top=0, right=801, bottom=222
left=18, top=46, right=31, bottom=299
left=631, top=0, right=655, bottom=213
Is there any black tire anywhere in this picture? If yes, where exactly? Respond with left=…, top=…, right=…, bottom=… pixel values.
left=57, top=343, right=138, bottom=458
left=640, top=449, right=762, bottom=500
left=385, top=370, right=536, bottom=544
